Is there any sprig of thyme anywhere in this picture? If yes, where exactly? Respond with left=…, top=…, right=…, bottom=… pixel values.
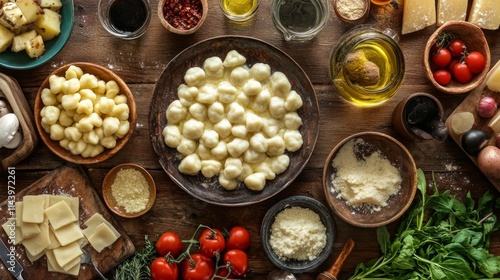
left=114, top=235, right=157, bottom=280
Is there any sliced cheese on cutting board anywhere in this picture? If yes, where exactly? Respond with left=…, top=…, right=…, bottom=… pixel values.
left=437, top=0, right=468, bottom=26
left=468, top=0, right=500, bottom=30
left=402, top=0, right=436, bottom=34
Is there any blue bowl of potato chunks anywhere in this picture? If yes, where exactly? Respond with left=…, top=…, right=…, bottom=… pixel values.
left=0, top=0, right=74, bottom=70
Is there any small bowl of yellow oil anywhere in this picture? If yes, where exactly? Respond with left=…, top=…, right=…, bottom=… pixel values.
left=330, top=25, right=405, bottom=107
left=219, top=0, right=260, bottom=22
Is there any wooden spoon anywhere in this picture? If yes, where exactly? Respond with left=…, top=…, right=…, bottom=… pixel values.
left=317, top=238, right=355, bottom=280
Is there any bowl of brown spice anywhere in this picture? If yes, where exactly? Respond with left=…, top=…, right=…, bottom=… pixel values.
left=102, top=163, right=156, bottom=218
left=322, top=132, right=417, bottom=228
left=158, top=0, right=208, bottom=35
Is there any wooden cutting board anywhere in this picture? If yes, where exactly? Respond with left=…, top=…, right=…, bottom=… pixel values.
left=0, top=164, right=136, bottom=279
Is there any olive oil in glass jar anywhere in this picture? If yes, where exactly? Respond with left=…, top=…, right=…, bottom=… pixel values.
left=220, top=0, right=260, bottom=21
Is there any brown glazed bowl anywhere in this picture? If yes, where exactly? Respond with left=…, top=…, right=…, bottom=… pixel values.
left=149, top=35, right=320, bottom=206
left=423, top=21, right=490, bottom=94
left=34, top=62, right=136, bottom=165
left=158, top=0, right=208, bottom=35
left=322, top=132, right=417, bottom=228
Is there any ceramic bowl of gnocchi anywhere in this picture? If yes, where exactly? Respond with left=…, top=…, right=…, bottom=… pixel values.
left=34, top=62, right=137, bottom=164
left=149, top=35, right=320, bottom=206
left=0, top=0, right=74, bottom=70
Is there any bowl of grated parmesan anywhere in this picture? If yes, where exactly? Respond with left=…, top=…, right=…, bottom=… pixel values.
left=322, top=131, right=417, bottom=228
left=102, top=163, right=156, bottom=218
left=260, top=195, right=335, bottom=273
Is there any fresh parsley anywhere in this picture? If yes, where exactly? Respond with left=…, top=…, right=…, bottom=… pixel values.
left=350, top=169, right=500, bottom=279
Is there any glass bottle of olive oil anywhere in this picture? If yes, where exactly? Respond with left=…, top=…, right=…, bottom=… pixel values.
left=220, top=0, right=260, bottom=21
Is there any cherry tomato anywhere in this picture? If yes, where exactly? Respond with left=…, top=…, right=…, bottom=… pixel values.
left=226, top=226, right=251, bottom=251
left=433, top=69, right=452, bottom=86
left=199, top=228, right=225, bottom=258
left=432, top=48, right=452, bottom=68
left=448, top=39, right=466, bottom=57
left=215, top=267, right=235, bottom=279
left=465, top=51, right=486, bottom=74
left=156, top=231, right=183, bottom=258
left=452, top=62, right=473, bottom=83
left=223, top=249, right=249, bottom=277
left=448, top=58, right=459, bottom=73
left=150, top=257, right=179, bottom=280
left=181, top=253, right=215, bottom=280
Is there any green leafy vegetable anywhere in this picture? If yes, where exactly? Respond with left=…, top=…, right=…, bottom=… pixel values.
left=349, top=169, right=500, bottom=279
left=114, top=235, right=157, bottom=280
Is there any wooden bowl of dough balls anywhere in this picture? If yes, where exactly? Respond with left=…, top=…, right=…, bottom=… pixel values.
left=34, top=62, right=136, bottom=164
left=322, top=131, right=417, bottom=228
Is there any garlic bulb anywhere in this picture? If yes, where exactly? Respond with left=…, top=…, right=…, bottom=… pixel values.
left=0, top=113, right=20, bottom=148
left=4, top=130, right=22, bottom=149
left=0, top=99, right=10, bottom=118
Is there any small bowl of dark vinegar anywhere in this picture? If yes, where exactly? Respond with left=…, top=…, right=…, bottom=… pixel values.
left=98, top=0, right=152, bottom=39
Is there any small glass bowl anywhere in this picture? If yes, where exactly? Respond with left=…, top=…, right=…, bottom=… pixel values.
left=219, top=0, right=260, bottom=22
left=271, top=0, right=330, bottom=41
left=98, top=0, right=152, bottom=40
left=260, top=196, right=335, bottom=273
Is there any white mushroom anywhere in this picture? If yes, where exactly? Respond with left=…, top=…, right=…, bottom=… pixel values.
left=0, top=113, right=20, bottom=148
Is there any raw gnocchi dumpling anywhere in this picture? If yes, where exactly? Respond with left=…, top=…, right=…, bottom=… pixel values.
left=178, top=154, right=201, bottom=175
left=201, top=160, right=222, bottom=178
left=184, top=67, right=206, bottom=87
left=244, top=172, right=266, bottom=191
left=284, top=130, right=303, bottom=152
left=249, top=63, right=271, bottom=82
left=203, top=56, right=224, bottom=79
left=163, top=125, right=182, bottom=148
left=223, top=50, right=246, bottom=68
left=182, top=119, right=204, bottom=140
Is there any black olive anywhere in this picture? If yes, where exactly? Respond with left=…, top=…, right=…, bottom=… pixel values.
left=461, top=129, right=490, bottom=156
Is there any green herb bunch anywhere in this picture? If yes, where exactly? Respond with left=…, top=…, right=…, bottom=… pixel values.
left=350, top=169, right=500, bottom=280
left=114, top=235, right=157, bottom=280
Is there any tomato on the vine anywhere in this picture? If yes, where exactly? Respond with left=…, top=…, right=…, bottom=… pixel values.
left=226, top=226, right=251, bottom=251
left=448, top=39, right=466, bottom=57
left=156, top=231, right=183, bottom=258
left=223, top=249, right=249, bottom=277
left=433, top=69, right=452, bottom=86
left=181, top=253, right=215, bottom=280
left=465, top=51, right=486, bottom=74
left=452, top=62, right=473, bottom=83
left=199, top=228, right=225, bottom=258
left=432, top=48, right=452, bottom=68
left=150, top=257, right=178, bottom=280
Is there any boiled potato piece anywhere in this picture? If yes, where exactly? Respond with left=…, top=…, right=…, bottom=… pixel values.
left=11, top=29, right=36, bottom=52
left=0, top=2, right=28, bottom=30
left=0, top=24, right=15, bottom=52
left=40, top=0, right=62, bottom=12
left=25, top=34, right=45, bottom=58
left=33, top=8, right=60, bottom=41
left=16, top=0, right=42, bottom=23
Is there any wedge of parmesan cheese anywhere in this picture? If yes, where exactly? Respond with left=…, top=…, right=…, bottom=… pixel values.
left=468, top=0, right=500, bottom=30
left=402, top=0, right=436, bottom=34
left=437, top=0, right=468, bottom=26
left=486, top=65, right=500, bottom=91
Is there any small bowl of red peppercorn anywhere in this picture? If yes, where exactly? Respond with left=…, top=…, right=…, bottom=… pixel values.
left=158, top=0, right=208, bottom=35
left=423, top=21, right=491, bottom=95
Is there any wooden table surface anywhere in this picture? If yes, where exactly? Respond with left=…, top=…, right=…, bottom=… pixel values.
left=1, top=0, right=500, bottom=279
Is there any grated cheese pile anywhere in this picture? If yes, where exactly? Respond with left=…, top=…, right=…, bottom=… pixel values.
left=330, top=138, right=402, bottom=212
left=111, top=168, right=150, bottom=214
left=269, top=206, right=326, bottom=261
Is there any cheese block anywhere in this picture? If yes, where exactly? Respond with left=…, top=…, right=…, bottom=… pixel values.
left=468, top=0, right=500, bottom=30
left=488, top=111, right=500, bottom=133
left=44, top=200, right=77, bottom=230
left=402, top=0, right=436, bottom=34
left=437, top=0, right=467, bottom=26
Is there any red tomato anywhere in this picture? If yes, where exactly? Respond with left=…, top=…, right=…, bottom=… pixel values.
left=465, top=51, right=486, bottom=74
left=226, top=226, right=251, bottom=251
left=432, top=48, right=452, bottom=68
left=452, top=62, right=473, bottom=83
left=223, top=249, right=249, bottom=277
left=150, top=257, right=179, bottom=280
left=156, top=231, right=183, bottom=258
left=215, top=267, right=235, bottom=279
left=199, top=228, right=225, bottom=258
left=433, top=69, right=452, bottom=86
left=181, top=254, right=215, bottom=280
left=448, top=39, right=466, bottom=57
left=448, top=58, right=459, bottom=73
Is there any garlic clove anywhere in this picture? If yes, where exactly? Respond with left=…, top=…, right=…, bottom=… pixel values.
left=4, top=130, right=22, bottom=149
left=0, top=99, right=10, bottom=118
left=0, top=113, right=20, bottom=148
